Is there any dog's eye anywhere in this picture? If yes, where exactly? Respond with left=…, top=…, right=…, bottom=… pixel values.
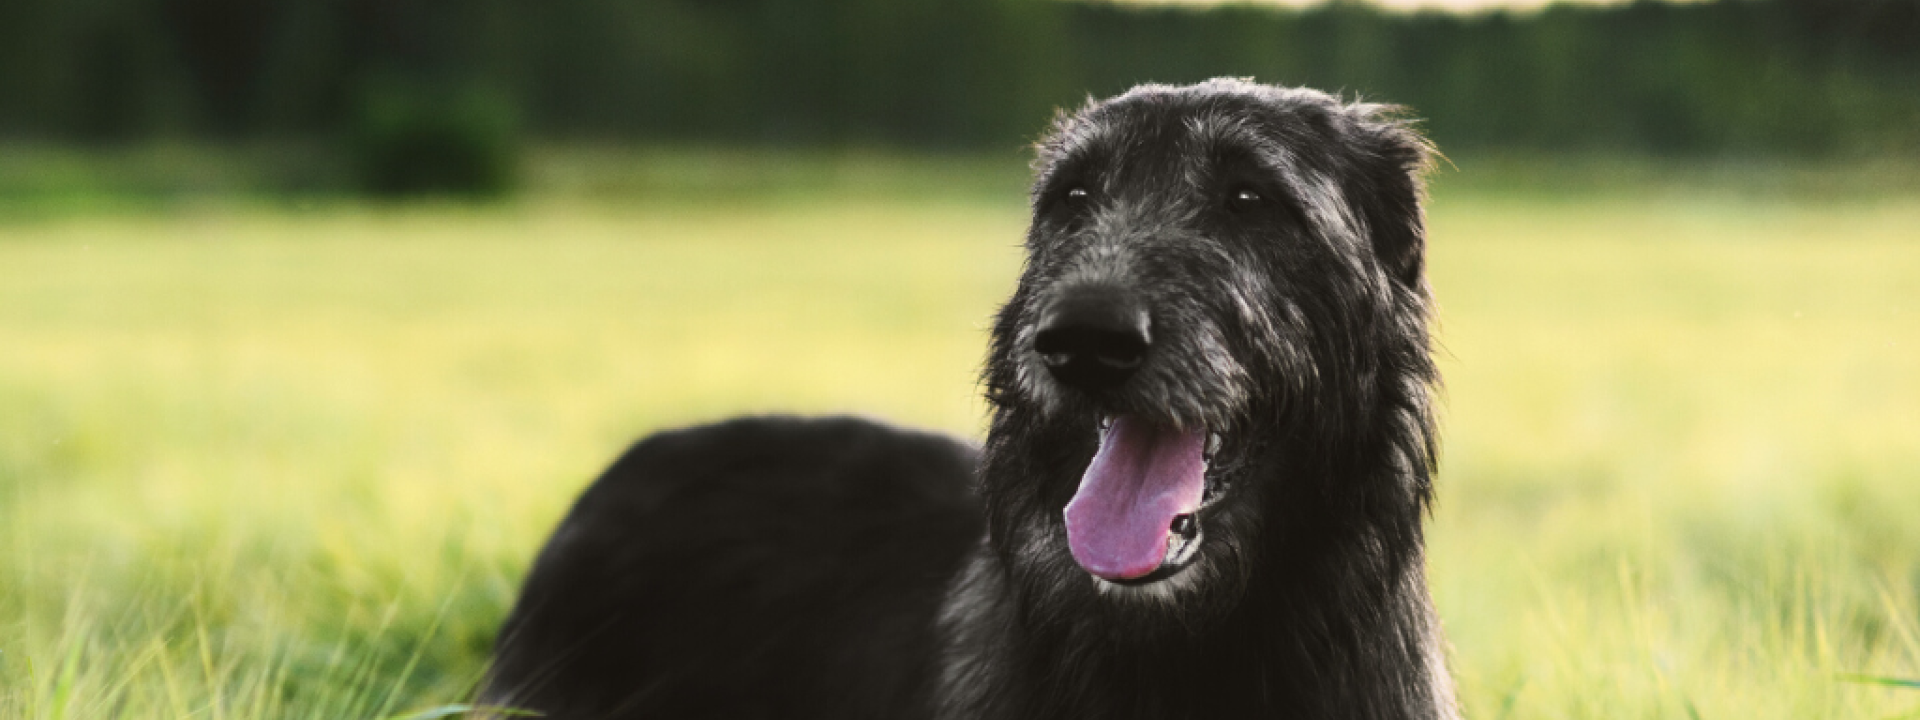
left=1048, top=185, right=1092, bottom=220
left=1227, top=186, right=1264, bottom=212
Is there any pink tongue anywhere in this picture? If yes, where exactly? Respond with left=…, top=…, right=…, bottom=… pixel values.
left=1063, top=416, right=1207, bottom=580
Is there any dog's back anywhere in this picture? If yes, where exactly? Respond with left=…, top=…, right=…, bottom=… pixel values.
left=482, top=416, right=982, bottom=719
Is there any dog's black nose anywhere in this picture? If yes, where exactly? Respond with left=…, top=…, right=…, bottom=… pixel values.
left=1034, top=290, right=1150, bottom=391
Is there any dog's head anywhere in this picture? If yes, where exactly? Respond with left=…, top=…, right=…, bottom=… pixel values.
left=982, top=79, right=1438, bottom=622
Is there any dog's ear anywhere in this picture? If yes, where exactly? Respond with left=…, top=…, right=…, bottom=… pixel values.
left=1343, top=105, right=1436, bottom=290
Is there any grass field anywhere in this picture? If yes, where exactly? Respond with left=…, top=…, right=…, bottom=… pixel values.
left=2, top=156, right=1918, bottom=718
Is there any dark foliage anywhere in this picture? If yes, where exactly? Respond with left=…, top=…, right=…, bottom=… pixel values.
left=1, top=0, right=1917, bottom=157
left=349, top=79, right=518, bottom=198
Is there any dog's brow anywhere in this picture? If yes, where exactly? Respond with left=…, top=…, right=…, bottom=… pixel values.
left=1183, top=112, right=1250, bottom=147
left=1177, top=110, right=1325, bottom=233
left=1188, top=108, right=1286, bottom=150
left=1182, top=112, right=1296, bottom=178
left=1034, top=122, right=1115, bottom=197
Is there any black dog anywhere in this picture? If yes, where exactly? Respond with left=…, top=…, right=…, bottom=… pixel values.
left=481, top=79, right=1459, bottom=720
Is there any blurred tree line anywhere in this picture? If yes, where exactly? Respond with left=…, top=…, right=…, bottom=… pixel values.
left=2, top=0, right=1914, bottom=191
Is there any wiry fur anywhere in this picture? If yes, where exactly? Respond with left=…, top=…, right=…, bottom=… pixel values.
left=481, top=79, right=1458, bottom=720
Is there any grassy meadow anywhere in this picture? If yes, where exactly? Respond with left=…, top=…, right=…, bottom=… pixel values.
left=1, top=153, right=1918, bottom=718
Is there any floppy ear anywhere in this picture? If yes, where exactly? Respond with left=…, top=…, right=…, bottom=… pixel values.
left=1344, top=106, right=1436, bottom=290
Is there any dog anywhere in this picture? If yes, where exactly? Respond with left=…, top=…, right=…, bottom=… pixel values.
left=481, top=78, right=1459, bottom=720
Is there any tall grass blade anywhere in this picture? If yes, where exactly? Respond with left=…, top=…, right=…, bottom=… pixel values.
left=49, top=634, right=83, bottom=720
left=1839, top=674, right=1920, bottom=690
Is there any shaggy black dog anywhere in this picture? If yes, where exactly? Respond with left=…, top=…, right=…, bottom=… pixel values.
left=481, top=78, right=1459, bottom=720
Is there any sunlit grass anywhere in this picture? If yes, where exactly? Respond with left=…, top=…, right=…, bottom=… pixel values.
left=1, top=165, right=1917, bottom=717
left=1424, top=192, right=1920, bottom=718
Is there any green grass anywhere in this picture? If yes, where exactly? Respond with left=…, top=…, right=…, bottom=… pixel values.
left=2, top=159, right=1918, bottom=718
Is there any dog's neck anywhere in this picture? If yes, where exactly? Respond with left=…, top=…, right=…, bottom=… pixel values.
left=932, top=411, right=1458, bottom=720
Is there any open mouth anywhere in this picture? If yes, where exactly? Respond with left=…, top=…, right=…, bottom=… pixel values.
left=1062, top=415, right=1227, bottom=585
